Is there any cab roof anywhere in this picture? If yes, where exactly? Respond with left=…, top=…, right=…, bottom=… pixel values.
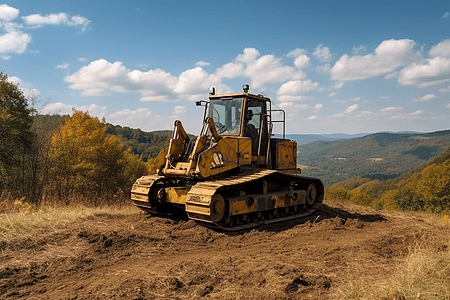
left=208, top=92, right=271, bottom=102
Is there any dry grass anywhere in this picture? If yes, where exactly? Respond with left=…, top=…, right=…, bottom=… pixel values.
left=0, top=199, right=140, bottom=240
left=338, top=235, right=450, bottom=300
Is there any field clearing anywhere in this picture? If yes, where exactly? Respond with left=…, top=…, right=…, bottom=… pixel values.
left=1, top=201, right=450, bottom=299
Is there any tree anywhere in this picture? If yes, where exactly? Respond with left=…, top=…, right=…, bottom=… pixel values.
left=49, top=110, right=146, bottom=204
left=0, top=72, right=35, bottom=194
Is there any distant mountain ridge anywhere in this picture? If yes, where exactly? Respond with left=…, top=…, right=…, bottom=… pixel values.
left=296, top=130, right=450, bottom=186
left=273, top=132, right=418, bottom=145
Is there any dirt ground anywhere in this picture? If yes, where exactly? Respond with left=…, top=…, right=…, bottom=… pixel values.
left=1, top=201, right=449, bottom=300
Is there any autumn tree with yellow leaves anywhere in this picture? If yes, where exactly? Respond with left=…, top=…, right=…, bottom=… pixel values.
left=49, top=110, right=146, bottom=204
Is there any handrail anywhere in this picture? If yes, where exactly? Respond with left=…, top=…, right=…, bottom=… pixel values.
left=269, top=109, right=286, bottom=139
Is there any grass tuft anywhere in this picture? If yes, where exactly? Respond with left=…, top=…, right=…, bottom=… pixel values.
left=338, top=237, right=450, bottom=299
left=0, top=203, right=139, bottom=240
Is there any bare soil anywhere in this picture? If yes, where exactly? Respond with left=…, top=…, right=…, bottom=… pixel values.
left=1, top=201, right=449, bottom=299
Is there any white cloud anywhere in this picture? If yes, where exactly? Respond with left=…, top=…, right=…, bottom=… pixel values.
left=353, top=97, right=361, bottom=102
left=0, top=4, right=19, bottom=21
left=195, top=60, right=210, bottom=67
left=307, top=115, right=318, bottom=120
left=0, top=25, right=31, bottom=54
left=312, top=44, right=332, bottom=62
left=170, top=105, right=187, bottom=118
left=329, top=92, right=337, bottom=97
left=244, top=51, right=305, bottom=89
left=390, top=110, right=425, bottom=120
left=109, top=108, right=152, bottom=119
left=384, top=72, right=397, bottom=79
left=411, top=94, right=437, bottom=102
left=41, top=102, right=106, bottom=117
left=333, top=81, right=345, bottom=89
left=287, top=48, right=307, bottom=58
left=345, top=104, right=359, bottom=113
left=56, top=63, right=70, bottom=69
left=446, top=103, right=450, bottom=108
left=443, top=12, right=449, bottom=18
left=22, top=13, right=91, bottom=31
left=331, top=104, right=359, bottom=118
left=277, top=102, right=310, bottom=112
left=352, top=45, right=366, bottom=55
left=330, top=39, right=419, bottom=81
left=293, top=54, right=310, bottom=69
left=277, top=80, right=320, bottom=101
left=399, top=57, right=450, bottom=87
left=77, top=57, right=87, bottom=62
left=66, top=48, right=311, bottom=101
left=429, top=39, right=450, bottom=58
left=314, top=104, right=323, bottom=113
left=315, top=63, right=331, bottom=73
left=380, top=106, right=402, bottom=113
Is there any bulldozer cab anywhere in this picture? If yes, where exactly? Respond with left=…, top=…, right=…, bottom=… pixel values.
left=207, top=86, right=269, bottom=159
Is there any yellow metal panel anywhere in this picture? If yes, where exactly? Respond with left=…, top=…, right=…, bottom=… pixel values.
left=165, top=187, right=188, bottom=204
left=153, top=147, right=168, bottom=170
left=229, top=200, right=256, bottom=215
left=239, top=138, right=252, bottom=165
left=186, top=204, right=211, bottom=215
left=273, top=140, right=297, bottom=170
left=197, top=137, right=239, bottom=178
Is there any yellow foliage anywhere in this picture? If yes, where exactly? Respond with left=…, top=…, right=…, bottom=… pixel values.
left=13, top=198, right=34, bottom=213
left=49, top=110, right=147, bottom=202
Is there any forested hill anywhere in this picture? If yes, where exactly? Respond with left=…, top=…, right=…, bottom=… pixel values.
left=297, top=130, right=450, bottom=186
left=105, top=124, right=172, bottom=161
left=34, top=115, right=172, bottom=162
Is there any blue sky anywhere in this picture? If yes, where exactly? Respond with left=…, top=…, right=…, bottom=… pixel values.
left=1, top=1, right=450, bottom=134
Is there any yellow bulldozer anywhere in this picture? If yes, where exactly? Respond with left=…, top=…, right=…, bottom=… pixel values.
left=131, top=84, right=323, bottom=230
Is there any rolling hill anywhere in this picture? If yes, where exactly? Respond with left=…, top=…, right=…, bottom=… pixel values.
left=297, top=130, right=450, bottom=186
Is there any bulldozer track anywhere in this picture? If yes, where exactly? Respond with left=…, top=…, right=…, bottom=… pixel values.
left=186, top=170, right=324, bottom=231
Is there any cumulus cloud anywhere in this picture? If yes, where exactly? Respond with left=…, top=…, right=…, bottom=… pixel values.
left=56, top=63, right=70, bottom=69
left=22, top=13, right=91, bottom=31
left=330, top=39, right=419, bottom=81
left=312, top=44, right=332, bottom=62
left=307, top=115, right=318, bottom=120
left=429, top=39, right=450, bottom=58
left=0, top=5, right=90, bottom=58
left=329, top=92, right=337, bottom=97
left=331, top=104, right=359, bottom=118
left=277, top=80, right=320, bottom=102
left=352, top=45, right=366, bottom=55
left=397, top=40, right=450, bottom=88
left=0, top=28, right=31, bottom=54
left=411, top=94, right=437, bottom=102
left=345, top=104, right=359, bottom=113
left=66, top=48, right=310, bottom=101
left=109, top=108, right=152, bottom=119
left=41, top=102, right=106, bottom=117
left=398, top=57, right=450, bottom=87
left=314, top=104, right=323, bottom=113
left=195, top=61, right=210, bottom=67
left=443, top=12, right=449, bottom=18
left=380, top=106, right=402, bottom=113
left=170, top=105, right=187, bottom=118
left=389, top=110, right=425, bottom=120
left=287, top=48, right=310, bottom=69
left=0, top=4, right=19, bottom=21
